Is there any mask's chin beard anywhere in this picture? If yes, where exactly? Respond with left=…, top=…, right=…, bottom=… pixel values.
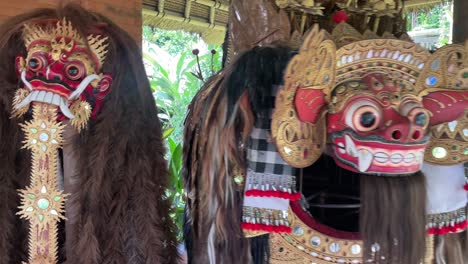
left=359, top=172, right=427, bottom=263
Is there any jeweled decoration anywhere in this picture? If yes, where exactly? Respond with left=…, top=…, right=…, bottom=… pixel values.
left=17, top=103, right=68, bottom=264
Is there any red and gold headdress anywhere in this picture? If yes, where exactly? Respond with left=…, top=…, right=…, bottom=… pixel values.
left=0, top=5, right=178, bottom=264
left=14, top=18, right=112, bottom=131
left=10, top=18, right=113, bottom=264
left=271, top=23, right=467, bottom=264
left=273, top=25, right=467, bottom=176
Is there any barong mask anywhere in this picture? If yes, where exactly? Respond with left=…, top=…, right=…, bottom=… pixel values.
left=13, top=19, right=112, bottom=131
left=273, top=29, right=468, bottom=176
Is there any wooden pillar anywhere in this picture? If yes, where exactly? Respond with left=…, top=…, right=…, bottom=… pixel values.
left=452, top=0, right=468, bottom=43
left=0, top=0, right=142, bottom=42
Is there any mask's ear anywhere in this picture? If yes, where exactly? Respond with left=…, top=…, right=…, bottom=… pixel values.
left=16, top=56, right=26, bottom=77
left=272, top=25, right=335, bottom=168
left=423, top=89, right=467, bottom=125
left=94, top=73, right=112, bottom=100
left=417, top=43, right=468, bottom=125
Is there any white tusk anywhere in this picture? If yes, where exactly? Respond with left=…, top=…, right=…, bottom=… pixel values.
left=15, top=93, right=33, bottom=110
left=59, top=98, right=75, bottom=119
left=68, top=74, right=100, bottom=101
left=21, top=70, right=33, bottom=91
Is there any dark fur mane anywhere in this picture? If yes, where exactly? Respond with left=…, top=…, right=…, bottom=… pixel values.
left=182, top=44, right=293, bottom=263
left=0, top=4, right=178, bottom=263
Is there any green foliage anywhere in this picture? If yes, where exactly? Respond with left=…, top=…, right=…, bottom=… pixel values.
left=144, top=45, right=222, bottom=142
left=164, top=131, right=185, bottom=241
left=143, top=26, right=201, bottom=56
left=406, top=2, right=453, bottom=47
left=143, top=28, right=223, bottom=241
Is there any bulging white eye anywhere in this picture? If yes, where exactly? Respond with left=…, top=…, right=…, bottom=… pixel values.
left=28, top=55, right=47, bottom=72
left=345, top=101, right=382, bottom=132
left=400, top=99, right=429, bottom=128
left=64, top=63, right=85, bottom=81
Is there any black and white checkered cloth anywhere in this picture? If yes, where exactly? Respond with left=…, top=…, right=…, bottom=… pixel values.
left=246, top=85, right=298, bottom=179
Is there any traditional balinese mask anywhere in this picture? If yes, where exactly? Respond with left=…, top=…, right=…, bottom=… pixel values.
left=270, top=25, right=468, bottom=263
left=13, top=19, right=112, bottom=131
left=421, top=42, right=468, bottom=239
left=273, top=28, right=468, bottom=175
left=10, top=19, right=112, bottom=263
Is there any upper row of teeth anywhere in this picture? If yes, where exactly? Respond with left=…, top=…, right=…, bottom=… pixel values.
left=338, top=134, right=423, bottom=172
left=28, top=91, right=63, bottom=106
left=15, top=90, right=75, bottom=119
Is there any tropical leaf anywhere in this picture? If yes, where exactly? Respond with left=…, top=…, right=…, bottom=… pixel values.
left=163, top=126, right=175, bottom=139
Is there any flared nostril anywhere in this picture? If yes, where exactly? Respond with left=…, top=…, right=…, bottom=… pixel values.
left=392, top=130, right=402, bottom=140
left=53, top=75, right=61, bottom=81
left=412, top=130, right=421, bottom=140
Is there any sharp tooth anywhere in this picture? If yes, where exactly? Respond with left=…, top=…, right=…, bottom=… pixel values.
left=59, top=98, right=75, bottom=119
left=44, top=92, right=53, bottom=104
left=357, top=149, right=373, bottom=172
left=15, top=93, right=33, bottom=110
left=345, top=135, right=357, bottom=157
left=52, top=94, right=61, bottom=106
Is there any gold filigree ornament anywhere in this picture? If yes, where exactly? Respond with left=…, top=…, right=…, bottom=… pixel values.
left=24, top=18, right=109, bottom=71
left=272, top=25, right=336, bottom=168
left=21, top=111, right=64, bottom=156
left=17, top=181, right=67, bottom=228
left=17, top=103, right=68, bottom=264
left=331, top=22, right=411, bottom=49
left=425, top=109, right=468, bottom=164
left=69, top=100, right=92, bottom=132
left=416, top=42, right=468, bottom=164
left=269, top=208, right=363, bottom=264
left=12, top=88, right=31, bottom=118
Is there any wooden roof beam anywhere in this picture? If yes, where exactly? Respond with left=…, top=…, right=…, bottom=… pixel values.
left=404, top=0, right=442, bottom=8
left=191, top=0, right=229, bottom=12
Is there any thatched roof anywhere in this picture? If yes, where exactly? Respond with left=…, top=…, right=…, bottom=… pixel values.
left=142, top=0, right=230, bottom=44
left=404, top=0, right=445, bottom=12
left=141, top=0, right=447, bottom=44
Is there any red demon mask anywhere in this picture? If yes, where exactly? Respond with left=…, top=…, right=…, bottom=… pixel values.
left=12, top=19, right=112, bottom=131
left=272, top=26, right=468, bottom=175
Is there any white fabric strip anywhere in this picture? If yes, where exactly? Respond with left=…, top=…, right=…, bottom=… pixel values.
left=423, top=162, right=467, bottom=214
left=243, top=196, right=290, bottom=211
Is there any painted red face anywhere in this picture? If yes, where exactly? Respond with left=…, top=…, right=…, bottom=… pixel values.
left=326, top=74, right=430, bottom=174
left=13, top=21, right=112, bottom=130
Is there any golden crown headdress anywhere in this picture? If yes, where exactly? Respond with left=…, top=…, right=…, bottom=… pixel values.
left=22, top=18, right=109, bottom=70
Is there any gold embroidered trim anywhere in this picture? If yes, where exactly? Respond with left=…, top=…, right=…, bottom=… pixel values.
left=269, top=208, right=363, bottom=264
left=425, top=110, right=468, bottom=165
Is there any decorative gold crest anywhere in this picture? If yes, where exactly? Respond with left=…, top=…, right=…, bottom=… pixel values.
left=271, top=25, right=336, bottom=168
left=12, top=88, right=30, bottom=118
left=425, top=110, right=468, bottom=165
left=23, top=18, right=109, bottom=70
left=69, top=100, right=92, bottom=132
